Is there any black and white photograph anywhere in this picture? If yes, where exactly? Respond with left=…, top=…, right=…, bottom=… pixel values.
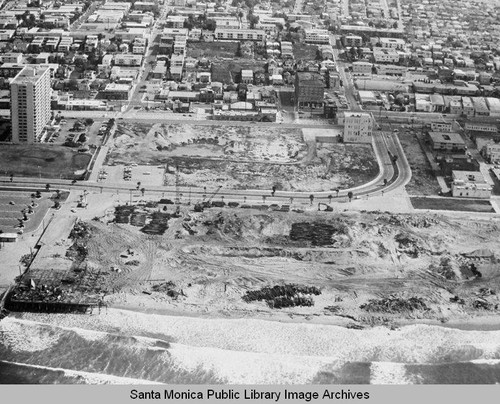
left=0, top=0, right=500, bottom=393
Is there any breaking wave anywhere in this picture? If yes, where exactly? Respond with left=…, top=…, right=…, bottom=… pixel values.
left=1, top=309, right=500, bottom=384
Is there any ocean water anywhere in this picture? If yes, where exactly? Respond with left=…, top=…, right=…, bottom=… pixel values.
left=1, top=310, right=500, bottom=384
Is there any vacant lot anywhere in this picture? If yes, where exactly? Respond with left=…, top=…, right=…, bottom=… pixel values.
left=104, top=122, right=378, bottom=191
left=399, top=132, right=441, bottom=195
left=211, top=59, right=266, bottom=84
left=0, top=144, right=92, bottom=179
left=187, top=41, right=238, bottom=59
left=410, top=197, right=495, bottom=213
left=293, top=43, right=318, bottom=60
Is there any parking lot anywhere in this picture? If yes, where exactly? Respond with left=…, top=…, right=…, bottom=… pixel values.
left=0, top=190, right=53, bottom=233
left=97, top=164, right=165, bottom=187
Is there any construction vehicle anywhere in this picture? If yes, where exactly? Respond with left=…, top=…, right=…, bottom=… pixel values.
left=194, top=186, right=222, bottom=212
left=318, top=203, right=333, bottom=212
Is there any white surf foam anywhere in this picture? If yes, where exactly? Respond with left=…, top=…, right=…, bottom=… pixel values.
left=1, top=360, right=161, bottom=385
left=370, top=362, right=413, bottom=385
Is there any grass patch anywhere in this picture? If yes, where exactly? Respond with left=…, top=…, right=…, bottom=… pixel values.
left=0, top=144, right=91, bottom=179
left=187, top=41, right=238, bottom=59
left=293, top=43, right=318, bottom=60
left=410, top=197, right=495, bottom=213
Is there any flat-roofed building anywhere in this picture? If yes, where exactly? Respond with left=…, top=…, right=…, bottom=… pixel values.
left=428, top=131, right=466, bottom=153
left=352, top=61, right=372, bottom=75
left=215, top=28, right=264, bottom=41
left=379, top=37, right=406, bottom=51
left=295, top=72, right=325, bottom=112
left=114, top=54, right=143, bottom=66
left=166, top=15, right=186, bottom=29
left=241, top=69, right=254, bottom=85
left=304, top=29, right=330, bottom=44
left=340, top=111, right=373, bottom=143
left=464, top=122, right=498, bottom=133
left=343, top=35, right=363, bottom=47
left=102, top=83, right=132, bottom=100
left=1, top=53, right=22, bottom=64
left=461, top=96, right=474, bottom=117
left=373, top=48, right=400, bottom=63
left=452, top=170, right=491, bottom=198
left=10, top=66, right=51, bottom=144
left=483, top=143, right=500, bottom=163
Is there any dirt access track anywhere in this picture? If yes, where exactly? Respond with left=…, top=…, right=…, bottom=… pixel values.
left=104, top=122, right=379, bottom=192
left=81, top=207, right=500, bottom=327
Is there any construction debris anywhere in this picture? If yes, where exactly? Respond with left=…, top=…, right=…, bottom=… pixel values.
left=360, top=296, right=428, bottom=314
left=243, top=284, right=321, bottom=309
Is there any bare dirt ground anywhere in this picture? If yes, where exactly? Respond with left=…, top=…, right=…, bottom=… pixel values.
left=399, top=132, right=441, bottom=195
left=79, top=207, right=500, bottom=328
left=104, top=122, right=378, bottom=192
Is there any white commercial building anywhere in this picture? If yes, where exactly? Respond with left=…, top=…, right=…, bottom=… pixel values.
left=341, top=112, right=373, bottom=143
left=451, top=171, right=491, bottom=199
left=10, top=67, right=51, bottom=144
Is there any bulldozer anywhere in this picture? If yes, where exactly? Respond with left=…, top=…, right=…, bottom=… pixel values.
left=318, top=203, right=333, bottom=212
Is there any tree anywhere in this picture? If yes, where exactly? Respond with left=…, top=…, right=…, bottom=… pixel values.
left=140, top=187, right=145, bottom=196
left=45, top=184, right=51, bottom=191
left=335, top=188, right=340, bottom=197
left=347, top=191, right=353, bottom=202
left=136, top=181, right=141, bottom=190
left=328, top=194, right=333, bottom=203
left=309, top=194, right=314, bottom=205
left=271, top=185, right=277, bottom=196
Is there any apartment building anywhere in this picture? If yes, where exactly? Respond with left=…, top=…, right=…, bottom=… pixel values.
left=428, top=132, right=466, bottom=152
left=483, top=143, right=500, bottom=163
left=304, top=29, right=330, bottom=44
left=352, top=61, right=373, bottom=75
left=379, top=37, right=406, bottom=51
left=166, top=15, right=186, bottom=29
left=373, top=48, right=400, bottom=63
left=215, top=28, right=265, bottom=41
left=114, top=54, right=143, bottom=66
left=10, top=67, right=51, bottom=144
left=343, top=35, right=363, bottom=47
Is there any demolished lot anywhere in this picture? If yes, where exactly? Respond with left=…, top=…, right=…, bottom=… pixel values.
left=17, top=203, right=500, bottom=326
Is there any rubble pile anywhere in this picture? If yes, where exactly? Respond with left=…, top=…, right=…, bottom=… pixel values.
left=290, top=222, right=347, bottom=246
left=151, top=281, right=181, bottom=299
left=140, top=212, right=171, bottom=235
left=114, top=206, right=135, bottom=224
left=243, top=284, right=321, bottom=309
left=360, top=296, right=428, bottom=314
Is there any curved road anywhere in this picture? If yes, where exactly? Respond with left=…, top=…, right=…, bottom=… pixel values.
left=0, top=133, right=411, bottom=205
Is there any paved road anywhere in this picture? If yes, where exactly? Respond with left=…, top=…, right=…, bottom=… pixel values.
left=0, top=130, right=409, bottom=204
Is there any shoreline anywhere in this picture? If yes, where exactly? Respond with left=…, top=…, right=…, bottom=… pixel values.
left=108, top=299, right=500, bottom=332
